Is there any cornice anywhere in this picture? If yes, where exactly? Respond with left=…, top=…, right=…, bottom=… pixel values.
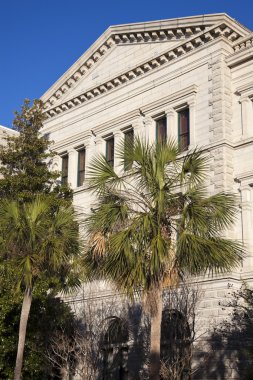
left=140, top=85, right=197, bottom=114
left=235, top=80, right=253, bottom=94
left=234, top=171, right=253, bottom=183
left=92, top=109, right=141, bottom=136
left=42, top=14, right=249, bottom=112
left=235, top=81, right=253, bottom=99
left=44, top=22, right=243, bottom=121
left=233, top=33, right=253, bottom=52
left=42, top=25, right=206, bottom=109
left=52, top=130, right=92, bottom=151
left=227, top=35, right=253, bottom=67
left=0, top=126, right=19, bottom=136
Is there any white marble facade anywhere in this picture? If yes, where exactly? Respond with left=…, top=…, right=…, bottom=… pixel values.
left=41, top=13, right=253, bottom=377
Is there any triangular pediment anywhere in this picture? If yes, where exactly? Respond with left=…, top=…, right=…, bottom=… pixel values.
left=41, top=13, right=251, bottom=118
left=57, top=40, right=188, bottom=104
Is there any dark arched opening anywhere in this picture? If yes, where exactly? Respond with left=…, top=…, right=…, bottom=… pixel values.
left=102, top=316, right=129, bottom=380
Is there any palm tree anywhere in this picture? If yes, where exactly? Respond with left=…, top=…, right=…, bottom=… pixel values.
left=84, top=137, right=243, bottom=380
left=0, top=196, right=81, bottom=380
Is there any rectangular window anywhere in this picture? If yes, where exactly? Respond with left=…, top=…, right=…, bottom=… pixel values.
left=156, top=117, right=167, bottom=143
left=178, top=108, right=190, bottom=151
left=124, top=129, right=134, bottom=170
left=106, top=137, right=114, bottom=167
left=77, top=149, right=86, bottom=187
left=61, top=155, right=68, bottom=185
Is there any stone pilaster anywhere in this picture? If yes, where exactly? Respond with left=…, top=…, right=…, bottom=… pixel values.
left=165, top=108, right=177, bottom=142
left=95, top=136, right=105, bottom=155
left=114, top=130, right=124, bottom=174
left=144, top=116, right=154, bottom=143
left=240, top=185, right=253, bottom=249
left=188, top=99, right=196, bottom=149
left=85, top=134, right=95, bottom=177
left=240, top=97, right=253, bottom=138
left=238, top=184, right=253, bottom=271
left=68, top=149, right=78, bottom=189
left=132, top=116, right=145, bottom=139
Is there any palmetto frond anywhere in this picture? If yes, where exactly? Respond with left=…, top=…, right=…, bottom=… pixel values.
left=88, top=154, right=122, bottom=194
left=0, top=196, right=81, bottom=291
left=84, top=138, right=244, bottom=297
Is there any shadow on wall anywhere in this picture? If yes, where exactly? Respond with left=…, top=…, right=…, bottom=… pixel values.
left=194, top=286, right=253, bottom=380
left=102, top=304, right=149, bottom=380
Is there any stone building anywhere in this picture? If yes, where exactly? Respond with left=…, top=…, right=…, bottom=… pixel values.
left=41, top=13, right=253, bottom=378
left=0, top=125, right=18, bottom=145
left=0, top=125, right=19, bottom=178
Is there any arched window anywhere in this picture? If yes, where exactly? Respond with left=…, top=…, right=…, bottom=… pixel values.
left=102, top=317, right=129, bottom=380
left=160, top=309, right=191, bottom=380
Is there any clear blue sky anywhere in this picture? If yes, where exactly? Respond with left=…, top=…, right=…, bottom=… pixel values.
left=1, top=0, right=253, bottom=128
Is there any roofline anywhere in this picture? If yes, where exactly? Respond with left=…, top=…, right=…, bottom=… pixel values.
left=0, top=125, right=19, bottom=134
left=109, top=13, right=251, bottom=32
left=41, top=13, right=251, bottom=103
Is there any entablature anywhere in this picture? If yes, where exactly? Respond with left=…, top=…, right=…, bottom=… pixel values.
left=52, top=130, right=93, bottom=152
left=91, top=109, right=141, bottom=137
left=235, top=81, right=253, bottom=99
left=140, top=85, right=197, bottom=115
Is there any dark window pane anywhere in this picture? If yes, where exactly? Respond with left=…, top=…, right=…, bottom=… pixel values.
left=61, top=155, right=68, bottom=185
left=178, top=109, right=189, bottom=151
left=106, top=137, right=114, bottom=167
left=124, top=129, right=134, bottom=170
left=77, top=149, right=86, bottom=187
left=179, top=134, right=189, bottom=152
left=156, top=117, right=167, bottom=143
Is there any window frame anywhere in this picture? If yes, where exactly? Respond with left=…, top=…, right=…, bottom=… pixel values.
left=178, top=108, right=190, bottom=152
left=77, top=148, right=86, bottom=187
left=61, top=154, right=69, bottom=185
left=106, top=136, right=115, bottom=168
left=123, top=128, right=134, bottom=171
left=156, top=116, right=167, bottom=144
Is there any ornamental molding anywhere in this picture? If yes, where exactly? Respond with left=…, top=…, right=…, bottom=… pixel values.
left=43, top=25, right=207, bottom=110
left=226, top=33, right=253, bottom=68
left=92, top=109, right=141, bottom=136
left=235, top=81, right=253, bottom=100
left=140, top=85, right=197, bottom=114
left=42, top=15, right=250, bottom=120
left=42, top=14, right=249, bottom=110
left=234, top=171, right=253, bottom=183
left=233, top=33, right=253, bottom=52
left=52, top=130, right=93, bottom=151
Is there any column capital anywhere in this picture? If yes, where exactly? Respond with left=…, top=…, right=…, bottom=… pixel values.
left=113, top=130, right=124, bottom=139
left=164, top=107, right=176, bottom=117
left=187, top=98, right=196, bottom=107
left=144, top=115, right=153, bottom=127
left=68, top=148, right=76, bottom=155
left=240, top=96, right=252, bottom=104
left=94, top=136, right=103, bottom=144
left=132, top=116, right=144, bottom=129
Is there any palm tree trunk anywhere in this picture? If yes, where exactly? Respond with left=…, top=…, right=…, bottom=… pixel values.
left=14, top=287, right=32, bottom=380
left=149, top=288, right=163, bottom=380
